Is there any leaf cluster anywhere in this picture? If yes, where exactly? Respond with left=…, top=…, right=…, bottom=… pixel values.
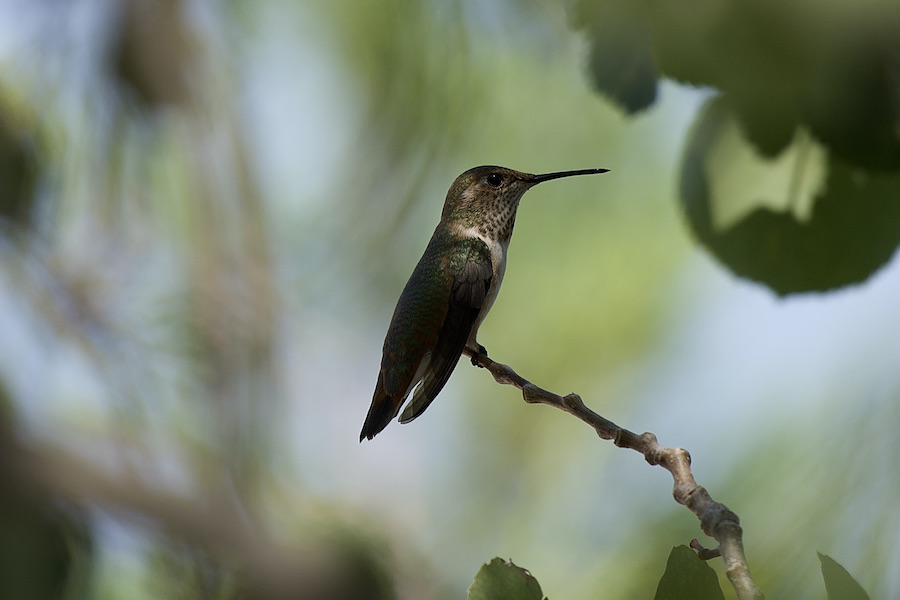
left=469, top=548, right=871, bottom=600
left=574, top=0, right=900, bottom=294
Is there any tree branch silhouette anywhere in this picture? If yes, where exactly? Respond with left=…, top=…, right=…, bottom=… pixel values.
left=464, top=348, right=764, bottom=600
left=0, top=426, right=384, bottom=600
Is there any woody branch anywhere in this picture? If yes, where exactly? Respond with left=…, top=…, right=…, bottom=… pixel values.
left=463, top=349, right=764, bottom=600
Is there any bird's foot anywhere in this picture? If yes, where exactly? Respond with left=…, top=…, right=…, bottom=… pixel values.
left=467, top=344, right=488, bottom=367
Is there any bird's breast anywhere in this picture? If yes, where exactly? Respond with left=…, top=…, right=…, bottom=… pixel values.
left=452, top=224, right=509, bottom=339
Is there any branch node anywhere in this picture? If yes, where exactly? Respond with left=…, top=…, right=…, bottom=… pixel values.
left=690, top=539, right=722, bottom=560
left=561, top=393, right=583, bottom=411
left=521, top=384, right=543, bottom=404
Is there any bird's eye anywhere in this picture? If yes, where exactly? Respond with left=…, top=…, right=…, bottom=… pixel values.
left=486, top=173, right=503, bottom=187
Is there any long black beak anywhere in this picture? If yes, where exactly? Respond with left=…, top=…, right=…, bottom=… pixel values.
left=531, top=168, right=609, bottom=184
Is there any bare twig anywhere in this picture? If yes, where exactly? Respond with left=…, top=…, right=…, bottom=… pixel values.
left=464, top=349, right=765, bottom=600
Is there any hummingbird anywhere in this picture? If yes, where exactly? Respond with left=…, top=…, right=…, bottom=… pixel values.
left=360, top=165, right=608, bottom=441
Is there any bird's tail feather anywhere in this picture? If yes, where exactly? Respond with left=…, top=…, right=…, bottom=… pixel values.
left=359, top=378, right=401, bottom=441
left=398, top=383, right=434, bottom=424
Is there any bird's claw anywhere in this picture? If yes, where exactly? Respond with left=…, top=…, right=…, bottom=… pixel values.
left=469, top=344, right=488, bottom=367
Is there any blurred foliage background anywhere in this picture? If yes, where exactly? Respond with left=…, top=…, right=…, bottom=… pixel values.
left=0, top=0, right=898, bottom=599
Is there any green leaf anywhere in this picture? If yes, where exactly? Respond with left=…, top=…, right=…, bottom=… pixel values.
left=818, top=553, right=870, bottom=600
left=585, top=26, right=658, bottom=114
left=653, top=545, right=725, bottom=600
left=575, top=0, right=900, bottom=169
left=468, top=558, right=545, bottom=600
left=680, top=94, right=900, bottom=295
left=573, top=3, right=658, bottom=114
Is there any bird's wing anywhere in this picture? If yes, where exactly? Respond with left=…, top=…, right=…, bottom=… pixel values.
left=360, top=232, right=493, bottom=440
left=398, top=236, right=493, bottom=424
left=360, top=236, right=451, bottom=440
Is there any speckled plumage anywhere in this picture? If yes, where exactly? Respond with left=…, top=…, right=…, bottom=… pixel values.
left=360, top=165, right=607, bottom=441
